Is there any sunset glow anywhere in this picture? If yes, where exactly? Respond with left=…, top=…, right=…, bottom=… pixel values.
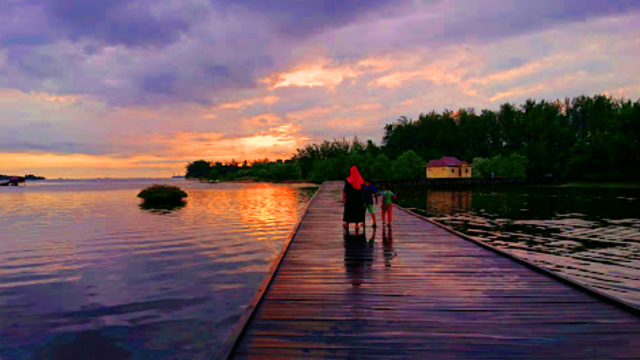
left=265, top=63, right=360, bottom=89
left=1, top=1, right=639, bottom=177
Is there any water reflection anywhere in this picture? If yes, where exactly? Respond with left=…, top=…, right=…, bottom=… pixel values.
left=139, top=200, right=186, bottom=213
left=343, top=232, right=375, bottom=288
left=0, top=180, right=312, bottom=359
left=424, top=190, right=473, bottom=216
left=396, top=185, right=640, bottom=307
left=382, top=227, right=396, bottom=268
left=368, top=227, right=377, bottom=242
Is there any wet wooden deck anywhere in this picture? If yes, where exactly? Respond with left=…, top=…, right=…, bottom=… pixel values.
left=223, top=181, right=640, bottom=359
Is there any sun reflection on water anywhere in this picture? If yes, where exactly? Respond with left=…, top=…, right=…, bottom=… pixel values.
left=0, top=180, right=313, bottom=359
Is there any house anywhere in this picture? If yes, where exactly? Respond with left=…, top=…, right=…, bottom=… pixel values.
left=426, top=157, right=472, bottom=178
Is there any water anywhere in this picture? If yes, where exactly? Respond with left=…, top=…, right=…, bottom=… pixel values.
left=396, top=184, right=640, bottom=308
left=0, top=179, right=315, bottom=359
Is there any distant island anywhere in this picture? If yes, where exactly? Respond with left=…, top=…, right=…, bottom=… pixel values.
left=0, top=174, right=46, bottom=180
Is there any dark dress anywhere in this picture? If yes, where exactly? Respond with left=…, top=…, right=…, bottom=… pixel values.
left=343, top=181, right=365, bottom=224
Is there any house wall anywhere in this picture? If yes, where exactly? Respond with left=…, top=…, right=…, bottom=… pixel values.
left=426, top=164, right=472, bottom=178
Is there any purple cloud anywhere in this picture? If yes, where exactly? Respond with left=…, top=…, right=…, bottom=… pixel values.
left=1, top=0, right=639, bottom=107
left=44, top=0, right=204, bottom=47
left=439, top=0, right=640, bottom=43
left=212, top=0, right=412, bottom=38
left=0, top=0, right=638, bottom=166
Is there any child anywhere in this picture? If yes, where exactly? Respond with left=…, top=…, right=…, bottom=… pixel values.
left=361, top=180, right=378, bottom=228
left=379, top=184, right=397, bottom=227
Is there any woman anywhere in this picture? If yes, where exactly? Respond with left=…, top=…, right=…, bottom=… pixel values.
left=343, top=166, right=366, bottom=231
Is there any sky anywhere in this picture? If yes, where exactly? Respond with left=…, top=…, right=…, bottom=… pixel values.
left=1, top=0, right=640, bottom=178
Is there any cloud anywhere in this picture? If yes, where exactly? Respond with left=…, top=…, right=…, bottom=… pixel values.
left=1, top=3, right=286, bottom=105
left=263, top=62, right=360, bottom=89
left=209, top=0, right=411, bottom=39
left=286, top=106, right=339, bottom=121
left=2, top=0, right=639, bottom=106
left=355, top=104, right=382, bottom=111
left=2, top=2, right=640, bottom=177
left=44, top=0, right=207, bottom=47
left=218, top=96, right=279, bottom=110
left=609, top=83, right=640, bottom=98
left=241, top=113, right=282, bottom=130
left=326, top=117, right=374, bottom=130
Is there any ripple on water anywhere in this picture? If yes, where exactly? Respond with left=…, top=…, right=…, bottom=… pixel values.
left=397, top=185, right=640, bottom=308
left=0, top=180, right=315, bottom=359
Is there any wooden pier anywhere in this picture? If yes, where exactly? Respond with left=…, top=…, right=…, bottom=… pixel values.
left=219, top=181, right=640, bottom=359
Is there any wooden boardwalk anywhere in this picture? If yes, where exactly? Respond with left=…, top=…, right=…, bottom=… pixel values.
left=224, top=181, right=640, bottom=359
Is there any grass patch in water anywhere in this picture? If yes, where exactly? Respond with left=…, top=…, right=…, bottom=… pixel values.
left=138, top=185, right=188, bottom=210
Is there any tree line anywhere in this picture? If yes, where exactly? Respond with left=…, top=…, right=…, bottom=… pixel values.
left=186, top=95, right=640, bottom=182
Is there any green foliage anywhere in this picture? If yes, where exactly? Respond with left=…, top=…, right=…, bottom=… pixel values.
left=185, top=159, right=306, bottom=183
left=391, top=150, right=426, bottom=180
left=268, top=162, right=303, bottom=182
left=472, top=157, right=490, bottom=178
left=371, top=154, right=392, bottom=180
left=138, top=185, right=188, bottom=205
left=473, top=154, right=528, bottom=178
left=383, top=95, right=640, bottom=180
left=308, top=157, right=344, bottom=183
left=185, top=160, right=211, bottom=179
left=207, top=168, right=219, bottom=181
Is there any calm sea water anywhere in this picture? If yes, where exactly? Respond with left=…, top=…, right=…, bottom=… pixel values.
left=396, top=184, right=640, bottom=308
left=0, top=179, right=314, bottom=360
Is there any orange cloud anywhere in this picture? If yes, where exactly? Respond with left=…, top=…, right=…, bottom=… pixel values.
left=470, top=55, right=568, bottom=86
left=157, top=124, right=308, bottom=162
left=488, top=85, right=545, bottom=102
left=242, top=113, right=282, bottom=128
left=0, top=120, right=312, bottom=178
left=373, top=67, right=461, bottom=88
left=0, top=89, right=80, bottom=104
left=357, top=57, right=397, bottom=72
left=374, top=71, right=423, bottom=88
left=218, top=95, right=279, bottom=110
left=325, top=117, right=372, bottom=130
left=487, top=71, right=587, bottom=102
left=609, top=83, right=640, bottom=98
left=355, top=103, right=382, bottom=111
left=241, top=123, right=309, bottom=155
left=30, top=93, right=80, bottom=104
left=263, top=62, right=360, bottom=89
left=286, top=106, right=339, bottom=120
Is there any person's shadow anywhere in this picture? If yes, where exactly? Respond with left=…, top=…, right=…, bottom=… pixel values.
left=382, top=227, right=396, bottom=268
left=343, top=230, right=375, bottom=288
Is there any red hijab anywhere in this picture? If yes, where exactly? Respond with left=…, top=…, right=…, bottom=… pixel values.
left=346, top=166, right=365, bottom=190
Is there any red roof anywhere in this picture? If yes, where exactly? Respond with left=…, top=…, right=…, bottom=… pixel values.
left=426, top=157, right=468, bottom=168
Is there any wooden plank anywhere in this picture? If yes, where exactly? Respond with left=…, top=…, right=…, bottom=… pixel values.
left=224, top=181, right=640, bottom=359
